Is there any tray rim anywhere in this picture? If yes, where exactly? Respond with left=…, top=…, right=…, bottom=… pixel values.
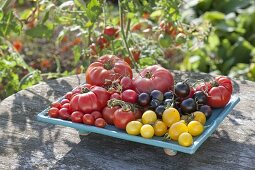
left=37, top=95, right=240, bottom=154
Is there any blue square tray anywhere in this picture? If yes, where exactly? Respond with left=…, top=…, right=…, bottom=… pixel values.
left=37, top=95, right=240, bottom=154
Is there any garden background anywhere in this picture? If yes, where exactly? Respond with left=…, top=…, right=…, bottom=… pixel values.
left=1, top=0, right=255, bottom=101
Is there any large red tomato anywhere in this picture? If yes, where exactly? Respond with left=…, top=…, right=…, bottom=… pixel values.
left=70, top=85, right=110, bottom=113
left=207, top=86, right=231, bottom=108
left=133, top=65, right=174, bottom=93
left=113, top=108, right=136, bottom=130
left=86, top=55, right=133, bottom=86
left=196, top=76, right=233, bottom=108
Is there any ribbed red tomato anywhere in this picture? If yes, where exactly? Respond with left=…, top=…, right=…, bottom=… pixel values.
left=85, top=55, right=133, bottom=86
left=70, top=85, right=110, bottom=113
left=133, top=65, right=174, bottom=93
left=207, top=76, right=232, bottom=108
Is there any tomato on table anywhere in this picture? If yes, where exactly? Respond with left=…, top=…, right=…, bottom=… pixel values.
left=133, top=65, right=174, bottom=94
left=86, top=55, right=133, bottom=86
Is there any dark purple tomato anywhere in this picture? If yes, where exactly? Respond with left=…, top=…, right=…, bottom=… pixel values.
left=199, top=105, right=212, bottom=118
left=164, top=91, right=174, bottom=100
left=150, top=90, right=164, bottom=102
left=138, top=93, right=151, bottom=106
left=150, top=99, right=161, bottom=109
left=155, top=105, right=165, bottom=119
left=175, top=81, right=190, bottom=98
left=193, top=91, right=207, bottom=105
left=180, top=98, right=196, bottom=114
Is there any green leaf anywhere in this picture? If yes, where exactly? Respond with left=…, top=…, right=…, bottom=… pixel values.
left=150, top=10, right=162, bottom=19
left=74, top=0, right=86, bottom=11
left=203, top=11, right=225, bottom=20
left=25, top=24, right=53, bottom=39
left=86, top=0, right=102, bottom=22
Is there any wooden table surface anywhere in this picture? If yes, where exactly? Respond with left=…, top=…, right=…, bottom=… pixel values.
left=0, top=71, right=254, bottom=170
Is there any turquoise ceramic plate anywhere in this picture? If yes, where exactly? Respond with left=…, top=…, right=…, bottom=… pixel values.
left=37, top=95, right=240, bottom=154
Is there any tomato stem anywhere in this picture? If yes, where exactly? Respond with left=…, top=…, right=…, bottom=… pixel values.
left=118, top=0, right=140, bottom=74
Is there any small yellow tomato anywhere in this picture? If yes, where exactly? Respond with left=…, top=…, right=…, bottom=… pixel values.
left=140, top=124, right=154, bottom=138
left=178, top=132, right=193, bottom=147
left=142, top=110, right=157, bottom=124
left=188, top=121, right=204, bottom=137
left=169, top=121, right=188, bottom=141
left=126, top=121, right=143, bottom=136
left=153, top=120, right=168, bottom=137
left=162, top=108, right=180, bottom=127
left=193, top=111, right=206, bottom=125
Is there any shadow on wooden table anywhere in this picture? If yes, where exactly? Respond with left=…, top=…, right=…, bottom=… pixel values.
left=49, top=123, right=255, bottom=169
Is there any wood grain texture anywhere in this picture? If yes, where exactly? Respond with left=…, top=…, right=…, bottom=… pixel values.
left=0, top=71, right=255, bottom=170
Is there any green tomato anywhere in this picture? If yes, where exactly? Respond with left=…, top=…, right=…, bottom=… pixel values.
left=158, top=33, right=173, bottom=48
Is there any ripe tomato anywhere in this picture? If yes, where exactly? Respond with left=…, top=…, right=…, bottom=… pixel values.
left=61, top=99, right=69, bottom=105
left=71, top=111, right=84, bottom=123
left=195, top=82, right=212, bottom=92
left=178, top=132, right=193, bottom=147
left=104, top=26, right=119, bottom=37
left=65, top=92, right=73, bottom=100
left=110, top=93, right=121, bottom=100
left=169, top=121, right=188, bottom=141
left=91, top=111, right=102, bottom=119
left=70, top=85, right=110, bottom=113
left=86, top=55, right=133, bottom=86
left=51, top=101, right=62, bottom=109
left=140, top=124, right=154, bottom=139
left=153, top=120, right=167, bottom=137
left=162, top=108, right=180, bottom=127
left=193, top=111, right=206, bottom=125
left=188, top=121, right=204, bottom=137
left=126, top=121, right=143, bottom=136
left=133, top=65, right=174, bottom=94
left=102, top=106, right=120, bottom=125
left=121, top=89, right=138, bottom=104
left=62, top=103, right=71, bottom=112
left=48, top=107, right=59, bottom=118
left=142, top=110, right=157, bottom=124
left=207, top=86, right=231, bottom=108
left=83, top=114, right=95, bottom=125
left=120, top=77, right=133, bottom=91
left=113, top=109, right=136, bottom=129
left=95, top=118, right=106, bottom=128
left=96, top=35, right=109, bottom=49
left=215, top=76, right=233, bottom=94
left=59, top=108, right=71, bottom=120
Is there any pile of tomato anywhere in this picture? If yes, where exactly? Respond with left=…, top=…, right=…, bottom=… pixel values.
left=48, top=54, right=233, bottom=147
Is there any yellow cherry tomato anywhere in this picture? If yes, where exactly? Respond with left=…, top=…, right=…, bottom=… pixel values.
left=178, top=132, right=193, bottom=147
left=169, top=121, right=188, bottom=141
left=188, top=121, right=204, bottom=137
left=193, top=111, right=206, bottom=125
left=126, top=121, right=143, bottom=136
left=142, top=110, right=157, bottom=124
left=140, top=124, right=154, bottom=138
left=162, top=108, right=180, bottom=127
left=153, top=120, right=168, bottom=137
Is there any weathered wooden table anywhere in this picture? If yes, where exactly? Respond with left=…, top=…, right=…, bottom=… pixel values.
left=0, top=71, right=254, bottom=169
